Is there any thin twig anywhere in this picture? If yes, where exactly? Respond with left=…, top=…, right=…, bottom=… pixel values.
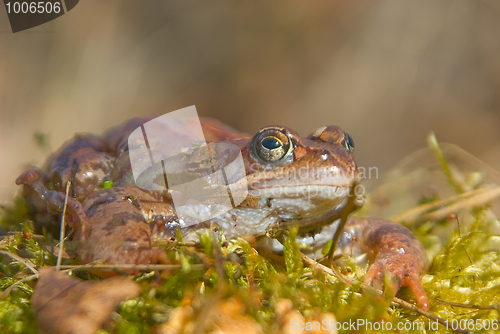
left=390, top=186, right=500, bottom=227
left=301, top=253, right=470, bottom=334
left=56, top=181, right=71, bottom=271
left=327, top=180, right=362, bottom=264
left=0, top=274, right=38, bottom=300
left=58, top=263, right=208, bottom=271
left=435, top=298, right=499, bottom=310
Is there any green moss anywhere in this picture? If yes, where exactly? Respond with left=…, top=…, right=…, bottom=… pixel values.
left=0, top=297, right=37, bottom=334
left=0, top=196, right=29, bottom=233
left=101, top=180, right=114, bottom=189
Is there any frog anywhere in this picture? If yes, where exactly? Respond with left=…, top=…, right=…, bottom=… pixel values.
left=15, top=115, right=429, bottom=310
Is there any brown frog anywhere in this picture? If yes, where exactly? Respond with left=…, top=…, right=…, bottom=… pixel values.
left=16, top=115, right=429, bottom=310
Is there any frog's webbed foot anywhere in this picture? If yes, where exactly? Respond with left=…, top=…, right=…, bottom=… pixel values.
left=363, top=252, right=429, bottom=310
left=16, top=167, right=91, bottom=240
left=350, top=217, right=429, bottom=310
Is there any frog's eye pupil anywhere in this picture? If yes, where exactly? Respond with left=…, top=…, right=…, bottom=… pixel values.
left=262, top=137, right=282, bottom=150
left=342, top=132, right=354, bottom=153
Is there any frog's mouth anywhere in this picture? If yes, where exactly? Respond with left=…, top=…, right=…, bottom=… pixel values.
left=164, top=164, right=359, bottom=241
left=253, top=184, right=352, bottom=219
left=176, top=181, right=363, bottom=242
left=250, top=184, right=352, bottom=200
left=243, top=165, right=357, bottom=197
left=249, top=183, right=364, bottom=240
left=233, top=167, right=358, bottom=220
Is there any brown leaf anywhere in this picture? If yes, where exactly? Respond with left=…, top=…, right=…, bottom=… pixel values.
left=157, top=297, right=264, bottom=334
left=31, top=267, right=140, bottom=334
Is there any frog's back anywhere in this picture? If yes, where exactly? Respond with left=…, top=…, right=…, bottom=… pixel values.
left=102, top=116, right=247, bottom=155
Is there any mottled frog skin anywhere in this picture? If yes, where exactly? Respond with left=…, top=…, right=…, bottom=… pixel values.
left=16, top=116, right=429, bottom=310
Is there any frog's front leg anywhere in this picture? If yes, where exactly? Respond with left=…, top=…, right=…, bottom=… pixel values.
left=78, top=187, right=175, bottom=268
left=16, top=167, right=91, bottom=240
left=342, top=217, right=429, bottom=310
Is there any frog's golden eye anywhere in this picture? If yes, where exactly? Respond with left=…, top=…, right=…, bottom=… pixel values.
left=254, top=128, right=293, bottom=162
left=342, top=132, right=354, bottom=153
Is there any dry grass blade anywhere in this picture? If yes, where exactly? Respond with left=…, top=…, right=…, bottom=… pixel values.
left=327, top=180, right=361, bottom=263
left=301, top=253, right=471, bottom=334
left=56, top=181, right=71, bottom=271
left=58, top=263, right=208, bottom=271
left=435, top=298, right=499, bottom=310
left=428, top=133, right=466, bottom=194
left=390, top=185, right=500, bottom=227
left=0, top=274, right=38, bottom=301
left=0, top=249, right=38, bottom=276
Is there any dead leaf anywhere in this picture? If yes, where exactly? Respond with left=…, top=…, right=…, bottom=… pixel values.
left=31, top=267, right=140, bottom=334
left=274, top=299, right=338, bottom=334
left=158, top=297, right=263, bottom=334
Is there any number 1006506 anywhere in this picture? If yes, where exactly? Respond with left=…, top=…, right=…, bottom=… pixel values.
left=5, top=2, right=61, bottom=14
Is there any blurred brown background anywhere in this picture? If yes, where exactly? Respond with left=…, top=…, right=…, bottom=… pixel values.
left=1, top=0, right=500, bottom=203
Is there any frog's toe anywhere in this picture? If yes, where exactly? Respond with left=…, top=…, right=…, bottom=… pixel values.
left=405, top=274, right=429, bottom=310
left=364, top=256, right=429, bottom=311
left=16, top=167, right=43, bottom=185
left=364, top=262, right=401, bottom=297
left=363, top=262, right=384, bottom=287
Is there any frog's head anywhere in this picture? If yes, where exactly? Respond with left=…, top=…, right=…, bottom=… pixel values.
left=241, top=125, right=358, bottom=199
left=179, top=124, right=361, bottom=240
left=223, top=125, right=360, bottom=226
